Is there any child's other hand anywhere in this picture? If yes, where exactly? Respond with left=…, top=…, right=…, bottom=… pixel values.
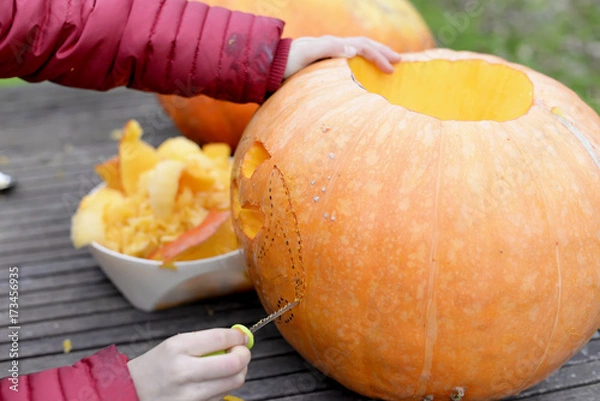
left=127, top=328, right=251, bottom=401
left=284, top=35, right=402, bottom=79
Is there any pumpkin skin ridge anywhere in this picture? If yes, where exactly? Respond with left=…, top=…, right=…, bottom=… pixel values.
left=498, top=115, right=562, bottom=394
left=547, top=111, right=600, bottom=173
left=417, top=118, right=445, bottom=397
left=272, top=61, right=445, bottom=398
left=510, top=104, right=600, bottom=210
left=528, top=73, right=600, bottom=140
left=482, top=101, right=598, bottom=395
left=499, top=107, right=600, bottom=393
left=476, top=101, right=599, bottom=382
left=412, top=59, right=580, bottom=396
left=232, top=49, right=600, bottom=401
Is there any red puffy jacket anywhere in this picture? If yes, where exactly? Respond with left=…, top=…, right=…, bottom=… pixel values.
left=0, top=0, right=291, bottom=103
left=0, top=346, right=138, bottom=401
left=0, top=0, right=291, bottom=400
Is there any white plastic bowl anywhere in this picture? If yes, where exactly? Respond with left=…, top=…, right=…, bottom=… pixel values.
left=89, top=241, right=253, bottom=312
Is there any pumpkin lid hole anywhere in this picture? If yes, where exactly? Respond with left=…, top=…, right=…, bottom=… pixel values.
left=348, top=57, right=534, bottom=122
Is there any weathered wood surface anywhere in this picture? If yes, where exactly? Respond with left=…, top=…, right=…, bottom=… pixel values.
left=0, top=83, right=599, bottom=400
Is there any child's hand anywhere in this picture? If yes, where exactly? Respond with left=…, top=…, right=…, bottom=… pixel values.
left=284, top=35, right=402, bottom=79
left=127, top=328, right=251, bottom=401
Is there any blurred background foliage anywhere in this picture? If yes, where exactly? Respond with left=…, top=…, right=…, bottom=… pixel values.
left=411, top=0, right=600, bottom=113
left=1, top=0, right=598, bottom=114
left=0, top=78, right=23, bottom=88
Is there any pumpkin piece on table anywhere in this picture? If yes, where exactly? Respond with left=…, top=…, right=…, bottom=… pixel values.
left=118, top=120, right=160, bottom=196
left=94, top=156, right=121, bottom=191
left=147, top=159, right=186, bottom=219
left=71, top=187, right=124, bottom=248
left=156, top=136, right=202, bottom=161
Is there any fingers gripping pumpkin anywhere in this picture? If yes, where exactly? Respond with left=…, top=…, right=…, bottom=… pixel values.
left=231, top=49, right=600, bottom=400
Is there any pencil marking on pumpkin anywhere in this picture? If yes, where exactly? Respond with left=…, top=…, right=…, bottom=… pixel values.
left=276, top=297, right=295, bottom=323
left=270, top=165, right=306, bottom=300
left=418, top=122, right=444, bottom=396
left=517, top=242, right=563, bottom=392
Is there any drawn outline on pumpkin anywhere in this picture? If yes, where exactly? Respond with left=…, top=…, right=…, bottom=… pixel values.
left=254, top=166, right=306, bottom=304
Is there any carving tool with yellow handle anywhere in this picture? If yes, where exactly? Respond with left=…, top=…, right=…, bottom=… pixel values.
left=204, top=300, right=299, bottom=356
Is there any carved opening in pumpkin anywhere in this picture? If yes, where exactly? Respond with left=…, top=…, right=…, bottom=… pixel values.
left=232, top=181, right=264, bottom=239
left=242, top=141, right=271, bottom=178
left=238, top=204, right=264, bottom=239
left=348, top=57, right=534, bottom=122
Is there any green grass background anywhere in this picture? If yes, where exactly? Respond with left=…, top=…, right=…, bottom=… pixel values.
left=411, top=0, right=600, bottom=113
left=1, top=0, right=598, bottom=114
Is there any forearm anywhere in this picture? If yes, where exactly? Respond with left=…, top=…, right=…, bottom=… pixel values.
left=0, top=0, right=291, bottom=103
left=0, top=0, right=135, bottom=89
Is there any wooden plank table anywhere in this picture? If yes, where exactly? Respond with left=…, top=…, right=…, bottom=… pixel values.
left=1, top=83, right=599, bottom=400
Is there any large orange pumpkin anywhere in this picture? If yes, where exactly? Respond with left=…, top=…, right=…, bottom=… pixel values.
left=231, top=48, right=600, bottom=400
left=157, top=0, right=435, bottom=149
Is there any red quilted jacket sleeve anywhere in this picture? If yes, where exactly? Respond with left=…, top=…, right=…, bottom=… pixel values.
left=0, top=346, right=139, bottom=401
left=0, top=0, right=291, bottom=103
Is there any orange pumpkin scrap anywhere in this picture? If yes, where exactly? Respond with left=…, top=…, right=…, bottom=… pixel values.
left=157, top=0, right=435, bottom=149
left=231, top=49, right=600, bottom=400
left=149, top=209, right=231, bottom=268
left=94, top=156, right=122, bottom=191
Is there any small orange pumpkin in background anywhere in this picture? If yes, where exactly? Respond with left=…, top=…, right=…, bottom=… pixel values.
left=157, top=0, right=435, bottom=149
left=231, top=48, right=600, bottom=400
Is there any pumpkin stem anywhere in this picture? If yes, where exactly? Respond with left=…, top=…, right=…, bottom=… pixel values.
left=450, top=387, right=466, bottom=400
